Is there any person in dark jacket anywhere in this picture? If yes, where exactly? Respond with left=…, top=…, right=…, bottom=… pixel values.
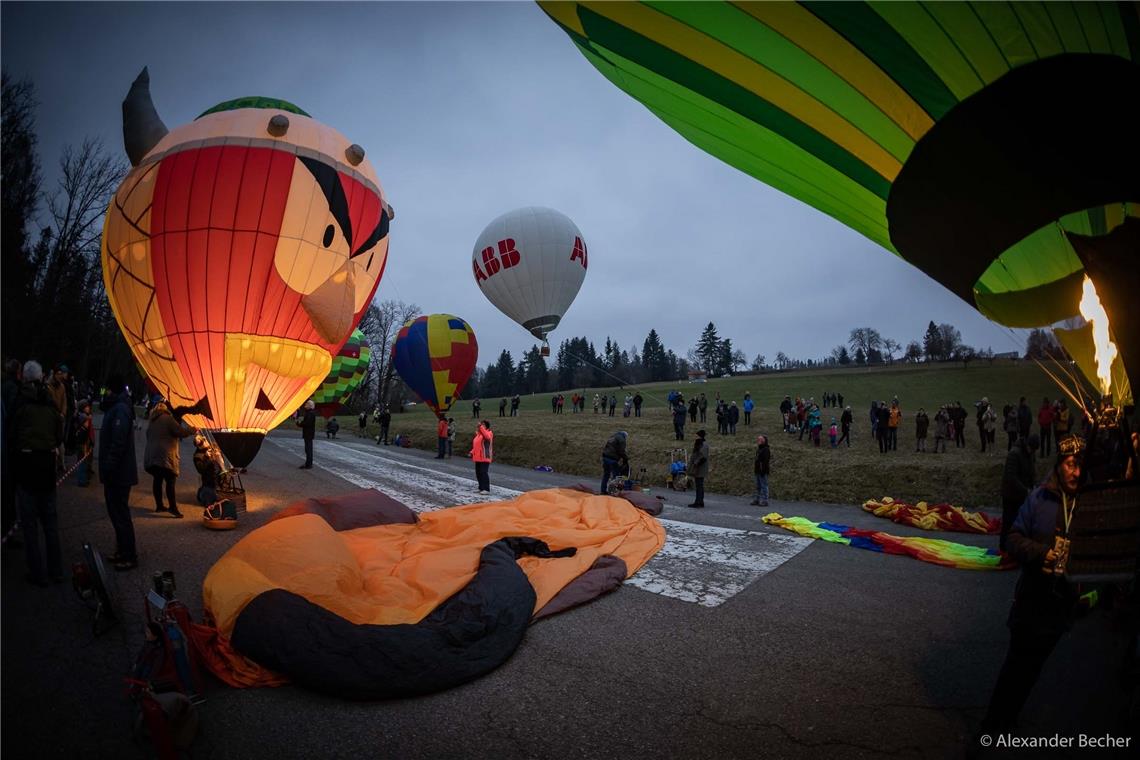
left=297, top=399, right=316, bottom=468
left=698, top=393, right=708, bottom=423
left=727, top=402, right=740, bottom=434
left=687, top=430, right=709, bottom=508
left=914, top=408, right=930, bottom=452
left=144, top=401, right=194, bottom=518
left=600, top=431, right=629, bottom=495
left=672, top=399, right=687, bottom=440
left=1000, top=433, right=1039, bottom=550
left=1, top=358, right=24, bottom=543
left=688, top=397, right=698, bottom=423
left=751, top=434, right=771, bottom=506
left=99, top=374, right=139, bottom=571
left=633, top=393, right=643, bottom=417
left=9, top=361, right=65, bottom=585
left=838, top=406, right=853, bottom=447
left=376, top=406, right=392, bottom=445
left=876, top=403, right=890, bottom=454
left=980, top=435, right=1085, bottom=737
left=1016, top=396, right=1032, bottom=440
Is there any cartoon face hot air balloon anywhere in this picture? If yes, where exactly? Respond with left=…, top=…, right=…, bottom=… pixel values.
left=392, top=315, right=478, bottom=418
left=543, top=2, right=1139, bottom=400
left=472, top=207, right=588, bottom=356
left=101, top=69, right=393, bottom=465
left=311, top=329, right=371, bottom=419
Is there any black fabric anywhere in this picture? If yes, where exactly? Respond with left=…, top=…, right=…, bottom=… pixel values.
left=888, top=54, right=1140, bottom=303
left=230, top=537, right=575, bottom=699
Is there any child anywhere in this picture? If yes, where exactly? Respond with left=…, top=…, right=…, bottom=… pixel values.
left=828, top=418, right=838, bottom=448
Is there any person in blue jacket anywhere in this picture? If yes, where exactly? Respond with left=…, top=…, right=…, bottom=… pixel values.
left=99, top=375, right=139, bottom=571
left=742, top=393, right=754, bottom=425
left=979, top=435, right=1086, bottom=737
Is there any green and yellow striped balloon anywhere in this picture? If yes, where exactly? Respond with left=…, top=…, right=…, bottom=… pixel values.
left=312, top=329, right=371, bottom=418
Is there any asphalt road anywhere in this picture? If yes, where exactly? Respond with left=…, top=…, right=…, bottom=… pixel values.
left=2, top=425, right=1135, bottom=759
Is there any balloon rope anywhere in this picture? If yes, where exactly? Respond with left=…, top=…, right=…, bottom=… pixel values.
left=562, top=349, right=674, bottom=407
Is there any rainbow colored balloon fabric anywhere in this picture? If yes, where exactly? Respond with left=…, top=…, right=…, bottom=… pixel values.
left=311, top=328, right=371, bottom=418
left=391, top=314, right=478, bottom=418
left=762, top=514, right=1013, bottom=571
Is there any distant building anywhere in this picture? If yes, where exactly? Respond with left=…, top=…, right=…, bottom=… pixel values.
left=993, top=351, right=1019, bottom=360
left=687, top=370, right=708, bottom=383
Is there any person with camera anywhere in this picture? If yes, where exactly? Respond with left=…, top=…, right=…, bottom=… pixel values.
left=979, top=435, right=1085, bottom=737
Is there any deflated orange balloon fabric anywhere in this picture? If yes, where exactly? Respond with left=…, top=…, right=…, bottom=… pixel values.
left=201, top=488, right=665, bottom=688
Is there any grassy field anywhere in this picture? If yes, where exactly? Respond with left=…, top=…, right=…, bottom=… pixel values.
left=346, top=360, right=1095, bottom=509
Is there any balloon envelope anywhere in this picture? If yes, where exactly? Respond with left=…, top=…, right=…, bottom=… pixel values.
left=541, top=2, right=1138, bottom=329
left=312, top=328, right=371, bottom=418
left=392, top=315, right=478, bottom=418
left=472, top=207, right=588, bottom=341
left=103, top=87, right=391, bottom=465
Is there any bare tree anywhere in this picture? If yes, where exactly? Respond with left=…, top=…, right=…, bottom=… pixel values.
left=847, top=327, right=883, bottom=360
left=882, top=337, right=901, bottom=364
left=358, top=299, right=420, bottom=409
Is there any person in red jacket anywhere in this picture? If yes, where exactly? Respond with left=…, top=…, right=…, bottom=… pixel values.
left=435, top=417, right=448, bottom=459
left=470, top=420, right=494, bottom=494
left=1037, top=397, right=1055, bottom=456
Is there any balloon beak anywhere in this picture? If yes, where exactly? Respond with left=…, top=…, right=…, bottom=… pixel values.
left=301, top=262, right=356, bottom=344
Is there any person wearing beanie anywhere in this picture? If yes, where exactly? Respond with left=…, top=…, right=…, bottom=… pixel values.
left=980, top=434, right=1086, bottom=739
left=687, top=430, right=709, bottom=508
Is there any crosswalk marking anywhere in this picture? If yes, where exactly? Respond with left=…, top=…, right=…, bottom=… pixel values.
left=266, top=437, right=811, bottom=606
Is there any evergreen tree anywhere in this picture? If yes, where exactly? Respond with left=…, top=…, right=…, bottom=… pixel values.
left=695, top=322, right=721, bottom=374
left=520, top=344, right=548, bottom=393
left=923, top=320, right=944, bottom=361
left=493, top=350, right=515, bottom=396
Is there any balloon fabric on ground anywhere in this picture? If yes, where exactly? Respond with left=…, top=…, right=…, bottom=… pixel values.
left=391, top=314, right=478, bottom=418
left=199, top=488, right=665, bottom=697
left=472, top=206, right=588, bottom=345
left=102, top=70, right=392, bottom=465
left=762, top=513, right=1013, bottom=571
left=861, top=497, right=1002, bottom=535
left=540, top=2, right=1140, bottom=332
left=311, top=328, right=371, bottom=418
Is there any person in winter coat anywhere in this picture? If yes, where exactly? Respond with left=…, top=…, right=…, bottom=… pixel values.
left=435, top=416, right=449, bottom=459
left=933, top=406, right=949, bottom=453
left=296, top=399, right=316, bottom=468
left=1017, top=396, right=1032, bottom=440
left=808, top=405, right=823, bottom=447
left=633, top=393, right=643, bottom=417
left=672, top=399, right=687, bottom=440
left=99, top=374, right=139, bottom=571
left=728, top=402, right=740, bottom=434
left=828, top=418, right=838, bottom=448
left=869, top=401, right=880, bottom=441
left=1037, top=397, right=1054, bottom=457
left=376, top=406, right=392, bottom=445
left=982, top=402, right=998, bottom=451
left=979, top=435, right=1084, bottom=737
left=446, top=418, right=456, bottom=458
left=499, top=398, right=507, bottom=417
left=915, top=408, right=930, bottom=452
left=600, top=430, right=629, bottom=495
left=609, top=394, right=617, bottom=417
left=1003, top=405, right=1019, bottom=452
left=887, top=400, right=902, bottom=451
left=9, top=361, right=65, bottom=586
left=623, top=394, right=633, bottom=418
left=838, top=406, right=853, bottom=447
left=74, top=399, right=95, bottom=486
left=688, top=397, right=699, bottom=423
left=358, top=411, right=367, bottom=436
left=144, top=401, right=194, bottom=518
left=877, top=403, right=891, bottom=453
left=325, top=417, right=340, bottom=438
left=742, top=394, right=754, bottom=425
left=470, top=420, right=494, bottom=494
left=687, top=430, right=709, bottom=508
left=751, top=435, right=771, bottom=506
left=999, top=433, right=1039, bottom=550
left=698, top=393, right=708, bottom=423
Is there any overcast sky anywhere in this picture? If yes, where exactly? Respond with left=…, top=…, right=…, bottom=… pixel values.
left=2, top=1, right=1026, bottom=368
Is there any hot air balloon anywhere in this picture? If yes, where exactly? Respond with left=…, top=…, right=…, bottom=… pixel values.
left=391, top=315, right=478, bottom=418
left=472, top=207, right=588, bottom=356
left=542, top=2, right=1139, bottom=400
left=311, top=328, right=371, bottom=419
left=101, top=69, right=393, bottom=466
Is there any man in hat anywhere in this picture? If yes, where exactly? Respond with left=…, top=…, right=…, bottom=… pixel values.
left=979, top=435, right=1085, bottom=737
left=687, top=430, right=709, bottom=508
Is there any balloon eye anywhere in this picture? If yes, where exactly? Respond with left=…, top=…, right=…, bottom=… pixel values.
left=323, top=224, right=335, bottom=248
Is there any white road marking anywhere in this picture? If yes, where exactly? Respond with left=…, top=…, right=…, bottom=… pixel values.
left=266, top=438, right=811, bottom=606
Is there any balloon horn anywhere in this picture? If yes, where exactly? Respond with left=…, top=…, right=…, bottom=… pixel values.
left=122, top=67, right=169, bottom=166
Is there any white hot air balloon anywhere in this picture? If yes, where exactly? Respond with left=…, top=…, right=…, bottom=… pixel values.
left=472, top=207, right=587, bottom=356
